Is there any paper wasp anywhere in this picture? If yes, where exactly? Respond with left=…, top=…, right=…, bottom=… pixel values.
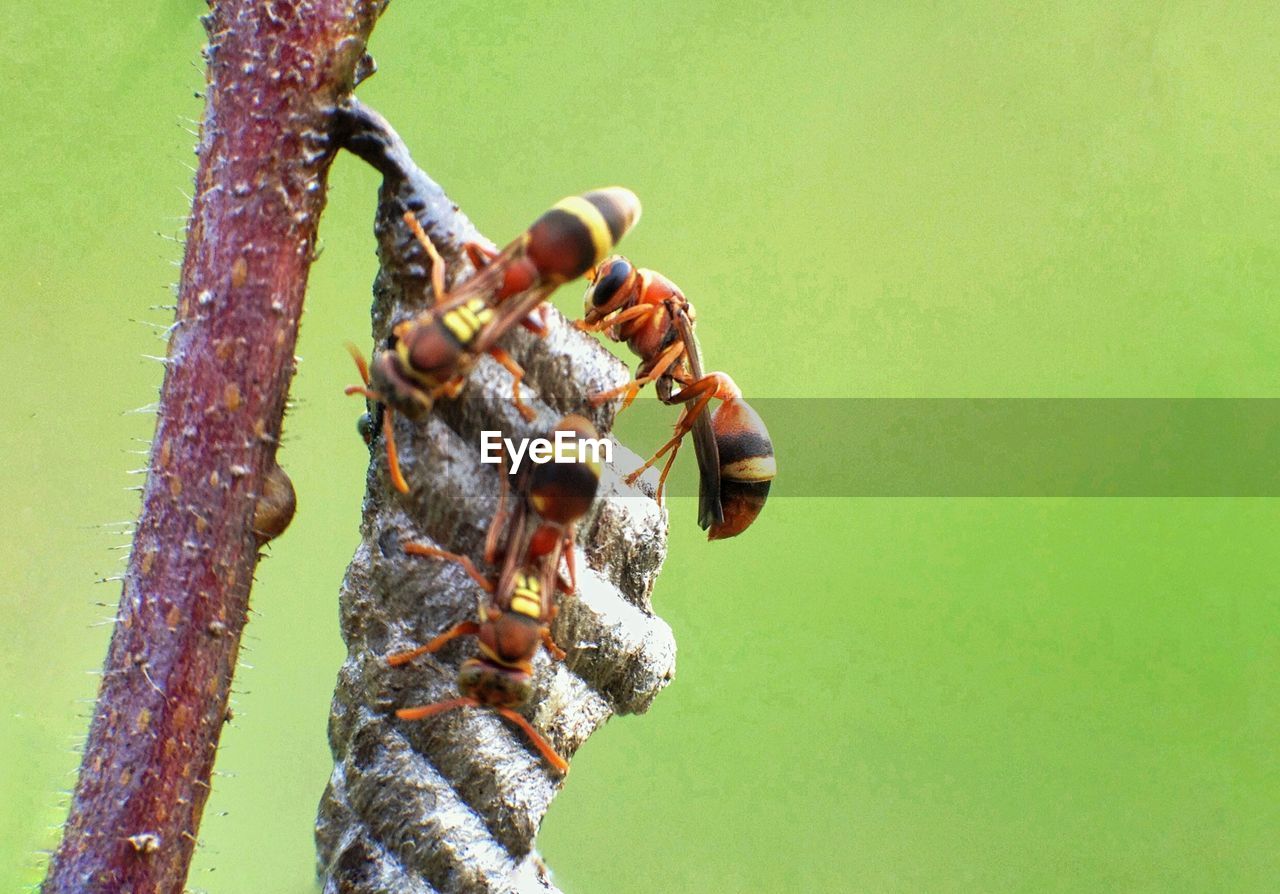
left=348, top=188, right=641, bottom=493
left=387, top=415, right=603, bottom=774
left=577, top=256, right=775, bottom=538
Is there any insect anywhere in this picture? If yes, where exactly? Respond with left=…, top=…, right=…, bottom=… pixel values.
left=576, top=256, right=775, bottom=538
left=388, top=415, right=604, bottom=774
left=348, top=189, right=641, bottom=493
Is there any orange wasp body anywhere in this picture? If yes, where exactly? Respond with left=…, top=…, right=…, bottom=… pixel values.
left=577, top=257, right=775, bottom=538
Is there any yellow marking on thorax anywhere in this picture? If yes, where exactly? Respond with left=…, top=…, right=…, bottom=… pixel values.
left=554, top=195, right=613, bottom=266
left=442, top=298, right=494, bottom=344
left=510, top=571, right=543, bottom=619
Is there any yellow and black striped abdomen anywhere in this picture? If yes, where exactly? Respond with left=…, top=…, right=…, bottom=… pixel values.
left=526, top=188, right=642, bottom=283
left=713, top=399, right=775, bottom=483
left=706, top=397, right=776, bottom=540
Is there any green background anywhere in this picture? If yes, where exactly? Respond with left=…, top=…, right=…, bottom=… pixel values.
left=3, top=2, right=1277, bottom=891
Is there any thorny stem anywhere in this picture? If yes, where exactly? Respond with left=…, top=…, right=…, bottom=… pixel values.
left=43, top=2, right=387, bottom=893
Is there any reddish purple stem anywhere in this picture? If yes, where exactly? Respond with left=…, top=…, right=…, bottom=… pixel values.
left=43, top=2, right=385, bottom=892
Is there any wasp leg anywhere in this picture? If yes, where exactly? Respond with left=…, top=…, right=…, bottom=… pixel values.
left=386, top=621, right=482, bottom=667
left=483, top=454, right=513, bottom=566
left=395, top=697, right=569, bottom=774
left=401, top=211, right=447, bottom=304
left=344, top=383, right=380, bottom=401
left=561, top=536, right=577, bottom=594
left=540, top=627, right=566, bottom=661
left=496, top=707, right=569, bottom=774
left=426, top=375, right=467, bottom=404
left=343, top=343, right=410, bottom=493
left=589, top=339, right=685, bottom=409
left=464, top=241, right=499, bottom=271
left=396, top=696, right=480, bottom=720
left=654, top=435, right=684, bottom=505
left=487, top=346, right=536, bottom=421
left=623, top=375, right=720, bottom=493
left=574, top=303, right=653, bottom=334
left=404, top=542, right=495, bottom=593
left=380, top=411, right=409, bottom=494
left=520, top=303, right=552, bottom=336
left=345, top=342, right=373, bottom=386
left=343, top=343, right=383, bottom=404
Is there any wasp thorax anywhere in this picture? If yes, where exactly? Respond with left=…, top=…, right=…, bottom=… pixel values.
left=403, top=322, right=464, bottom=378
left=526, top=524, right=561, bottom=559
left=458, top=658, right=532, bottom=708
left=529, top=461, right=600, bottom=525
left=488, top=611, right=542, bottom=663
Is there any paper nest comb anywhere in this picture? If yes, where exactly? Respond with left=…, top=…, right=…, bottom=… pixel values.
left=315, top=101, right=676, bottom=894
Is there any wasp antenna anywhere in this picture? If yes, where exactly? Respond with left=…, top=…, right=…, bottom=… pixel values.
left=344, top=341, right=372, bottom=387
left=382, top=410, right=410, bottom=493
left=401, top=211, right=447, bottom=302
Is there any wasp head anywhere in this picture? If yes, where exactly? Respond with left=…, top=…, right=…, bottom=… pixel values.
left=583, top=255, right=638, bottom=323
left=366, top=343, right=431, bottom=420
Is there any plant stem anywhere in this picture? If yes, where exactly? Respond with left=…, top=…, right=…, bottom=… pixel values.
left=43, top=3, right=386, bottom=892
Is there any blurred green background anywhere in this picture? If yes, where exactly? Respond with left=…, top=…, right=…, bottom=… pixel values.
left=3, top=2, right=1278, bottom=891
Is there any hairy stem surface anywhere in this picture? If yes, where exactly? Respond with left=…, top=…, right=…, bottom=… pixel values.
left=44, top=3, right=386, bottom=892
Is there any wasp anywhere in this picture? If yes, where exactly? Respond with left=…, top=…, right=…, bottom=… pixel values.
left=576, top=256, right=775, bottom=538
left=388, top=415, right=603, bottom=774
left=348, top=189, right=641, bottom=493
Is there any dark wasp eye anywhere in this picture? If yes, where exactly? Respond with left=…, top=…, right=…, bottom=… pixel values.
left=591, top=259, right=632, bottom=306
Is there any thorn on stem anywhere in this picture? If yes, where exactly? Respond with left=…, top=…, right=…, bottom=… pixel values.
left=126, top=832, right=160, bottom=855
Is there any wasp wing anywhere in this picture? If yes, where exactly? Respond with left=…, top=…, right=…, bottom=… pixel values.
left=424, top=237, right=520, bottom=313
left=469, top=280, right=562, bottom=357
left=490, top=485, right=534, bottom=615
left=673, top=310, right=724, bottom=530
